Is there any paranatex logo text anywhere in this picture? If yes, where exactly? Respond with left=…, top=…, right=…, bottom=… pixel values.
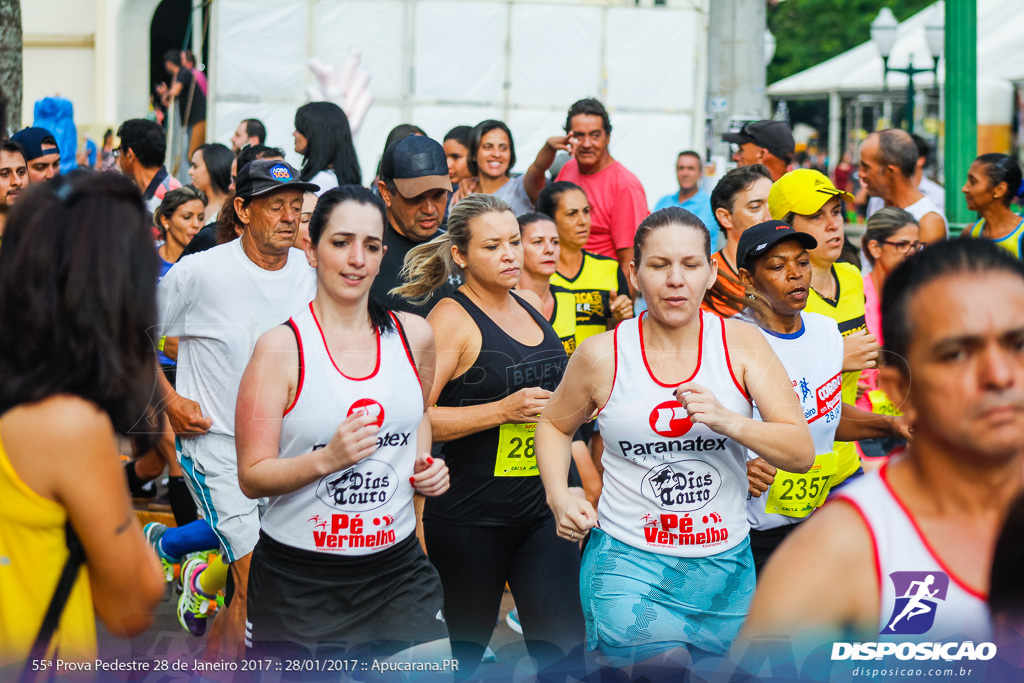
left=831, top=642, right=996, bottom=662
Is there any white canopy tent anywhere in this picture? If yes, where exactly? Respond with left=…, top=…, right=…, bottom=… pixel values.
left=766, top=0, right=1024, bottom=173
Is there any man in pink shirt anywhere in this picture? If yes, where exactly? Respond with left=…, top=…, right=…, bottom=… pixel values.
left=556, top=99, right=648, bottom=285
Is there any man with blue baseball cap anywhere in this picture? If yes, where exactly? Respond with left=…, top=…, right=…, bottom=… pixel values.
left=155, top=157, right=318, bottom=652
left=10, top=127, right=61, bottom=183
left=373, top=135, right=460, bottom=315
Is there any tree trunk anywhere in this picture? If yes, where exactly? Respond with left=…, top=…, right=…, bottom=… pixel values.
left=0, top=0, right=23, bottom=136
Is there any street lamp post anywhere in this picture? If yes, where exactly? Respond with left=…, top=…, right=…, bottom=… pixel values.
left=870, top=6, right=944, bottom=134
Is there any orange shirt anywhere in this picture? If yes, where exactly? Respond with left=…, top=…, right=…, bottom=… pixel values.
left=701, top=250, right=745, bottom=317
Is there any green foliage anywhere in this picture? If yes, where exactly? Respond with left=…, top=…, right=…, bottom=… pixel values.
left=767, top=0, right=935, bottom=84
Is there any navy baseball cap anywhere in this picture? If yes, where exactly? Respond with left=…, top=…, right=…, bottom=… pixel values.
left=234, top=159, right=319, bottom=199
left=11, top=127, right=60, bottom=161
left=381, top=135, right=452, bottom=198
left=723, top=120, right=795, bottom=162
left=736, top=220, right=818, bottom=271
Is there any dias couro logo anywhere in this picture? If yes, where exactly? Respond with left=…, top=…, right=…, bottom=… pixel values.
left=349, top=399, right=385, bottom=428
left=649, top=400, right=693, bottom=438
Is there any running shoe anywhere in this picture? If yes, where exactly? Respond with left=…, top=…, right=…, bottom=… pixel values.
left=143, top=522, right=176, bottom=582
left=505, top=607, right=522, bottom=635
left=178, top=557, right=213, bottom=637
left=175, top=551, right=214, bottom=591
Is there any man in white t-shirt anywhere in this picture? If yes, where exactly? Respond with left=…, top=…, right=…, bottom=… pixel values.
left=858, top=129, right=947, bottom=244
left=865, top=133, right=944, bottom=220
left=157, top=159, right=318, bottom=655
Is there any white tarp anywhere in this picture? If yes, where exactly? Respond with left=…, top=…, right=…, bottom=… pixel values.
left=210, top=0, right=709, bottom=208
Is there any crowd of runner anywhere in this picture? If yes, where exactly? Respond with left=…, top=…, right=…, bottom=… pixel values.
left=1, top=97, right=1023, bottom=680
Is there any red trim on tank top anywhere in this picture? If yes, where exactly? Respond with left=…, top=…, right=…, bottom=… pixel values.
left=283, top=318, right=304, bottom=416
left=391, top=311, right=422, bottom=387
left=595, top=320, right=623, bottom=416
left=879, top=463, right=988, bottom=601
left=639, top=310, right=703, bottom=387
left=719, top=319, right=750, bottom=402
left=834, top=495, right=883, bottom=620
left=309, top=302, right=381, bottom=381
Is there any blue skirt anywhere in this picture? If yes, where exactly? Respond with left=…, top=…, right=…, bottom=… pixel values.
left=580, top=528, right=755, bottom=658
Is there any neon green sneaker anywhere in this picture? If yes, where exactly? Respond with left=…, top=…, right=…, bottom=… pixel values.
left=143, top=522, right=176, bottom=583
left=177, top=557, right=214, bottom=636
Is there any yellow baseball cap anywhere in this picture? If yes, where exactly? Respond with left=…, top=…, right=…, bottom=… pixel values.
left=768, top=169, right=855, bottom=220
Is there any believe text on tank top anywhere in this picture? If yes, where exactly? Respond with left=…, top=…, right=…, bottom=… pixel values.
left=425, top=290, right=567, bottom=526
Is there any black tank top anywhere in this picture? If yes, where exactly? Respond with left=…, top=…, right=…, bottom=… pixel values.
left=424, top=290, right=568, bottom=526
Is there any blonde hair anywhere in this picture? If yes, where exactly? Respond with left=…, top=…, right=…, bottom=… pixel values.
left=390, top=193, right=511, bottom=304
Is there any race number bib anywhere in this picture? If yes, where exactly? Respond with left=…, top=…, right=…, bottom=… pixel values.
left=868, top=389, right=901, bottom=416
left=765, top=452, right=839, bottom=518
left=494, top=423, right=538, bottom=477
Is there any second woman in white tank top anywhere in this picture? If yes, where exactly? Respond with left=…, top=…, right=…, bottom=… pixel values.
left=536, top=207, right=815, bottom=660
left=235, top=186, right=451, bottom=662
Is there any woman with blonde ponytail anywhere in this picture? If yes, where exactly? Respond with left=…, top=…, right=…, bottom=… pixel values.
left=406, top=193, right=584, bottom=675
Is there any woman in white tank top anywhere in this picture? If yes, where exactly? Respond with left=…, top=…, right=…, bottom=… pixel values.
left=535, top=207, right=815, bottom=660
left=234, top=186, right=451, bottom=662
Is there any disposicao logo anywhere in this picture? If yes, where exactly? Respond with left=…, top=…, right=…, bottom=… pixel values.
left=884, top=571, right=948, bottom=635
left=830, top=570, right=997, bottom=663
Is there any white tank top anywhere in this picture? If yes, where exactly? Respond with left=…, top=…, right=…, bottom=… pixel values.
left=905, top=196, right=949, bottom=238
left=744, top=312, right=844, bottom=530
left=260, top=304, right=423, bottom=555
left=836, top=468, right=992, bottom=642
left=597, top=312, right=752, bottom=558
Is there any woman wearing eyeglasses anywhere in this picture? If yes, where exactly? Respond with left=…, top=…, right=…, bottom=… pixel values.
left=860, top=207, right=921, bottom=348
left=854, top=208, right=921, bottom=466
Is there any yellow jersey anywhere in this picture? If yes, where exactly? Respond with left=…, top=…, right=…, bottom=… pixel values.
left=548, top=285, right=578, bottom=357
left=0, top=429, right=96, bottom=667
left=964, top=217, right=1024, bottom=258
left=550, top=251, right=628, bottom=345
left=804, top=262, right=867, bottom=484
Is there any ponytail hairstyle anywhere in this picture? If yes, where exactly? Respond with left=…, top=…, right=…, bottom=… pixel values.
left=634, top=206, right=711, bottom=263
left=309, top=185, right=394, bottom=333
left=391, top=193, right=511, bottom=304
left=976, top=153, right=1024, bottom=207
left=537, top=181, right=585, bottom=220
left=216, top=189, right=245, bottom=245
left=517, top=211, right=556, bottom=236
left=862, top=207, right=918, bottom=266
left=153, top=184, right=207, bottom=239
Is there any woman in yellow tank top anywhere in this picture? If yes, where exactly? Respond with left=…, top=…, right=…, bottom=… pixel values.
left=538, top=182, right=633, bottom=345
left=0, top=172, right=165, bottom=670
left=962, top=154, right=1024, bottom=257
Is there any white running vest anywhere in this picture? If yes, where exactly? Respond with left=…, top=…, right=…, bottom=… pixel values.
left=597, top=312, right=752, bottom=558
left=837, top=469, right=992, bottom=642
left=745, top=312, right=844, bottom=530
left=260, top=304, right=423, bottom=556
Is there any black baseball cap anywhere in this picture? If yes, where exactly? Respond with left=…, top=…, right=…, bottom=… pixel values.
left=11, top=127, right=60, bottom=161
left=736, top=220, right=818, bottom=271
left=381, top=135, right=452, bottom=198
left=234, top=159, right=319, bottom=199
left=723, top=121, right=795, bottom=161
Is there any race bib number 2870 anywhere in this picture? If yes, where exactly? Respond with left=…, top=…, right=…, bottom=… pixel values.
left=494, top=423, right=538, bottom=477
